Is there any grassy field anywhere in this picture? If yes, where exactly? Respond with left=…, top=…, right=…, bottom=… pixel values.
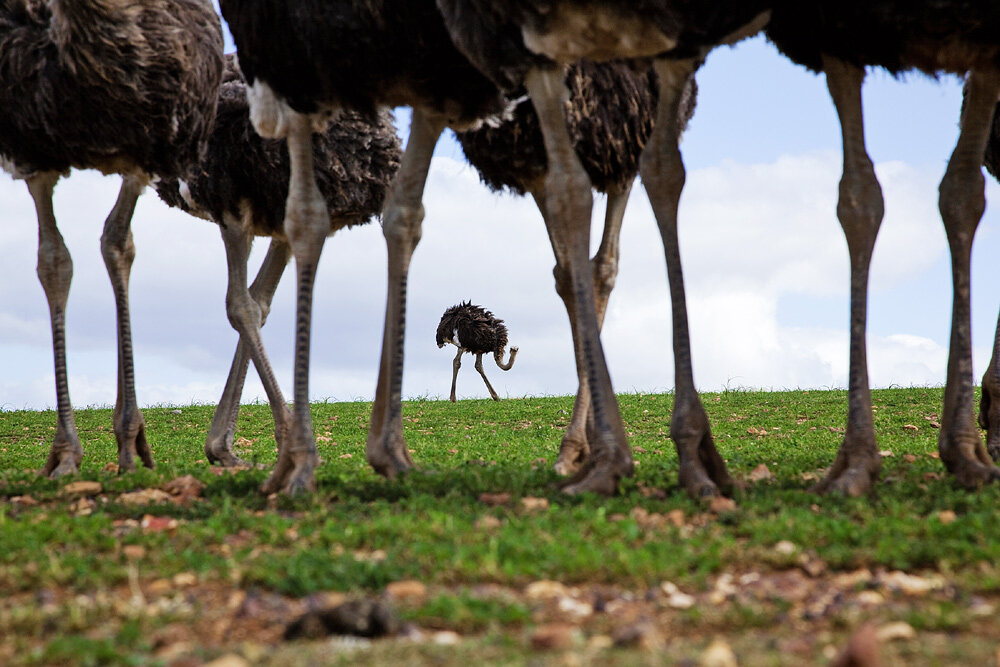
left=2, top=388, right=1000, bottom=665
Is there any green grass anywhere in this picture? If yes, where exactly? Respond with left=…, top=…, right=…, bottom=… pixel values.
left=2, top=388, right=1000, bottom=665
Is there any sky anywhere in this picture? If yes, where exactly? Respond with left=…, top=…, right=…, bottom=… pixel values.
left=2, top=24, right=1000, bottom=413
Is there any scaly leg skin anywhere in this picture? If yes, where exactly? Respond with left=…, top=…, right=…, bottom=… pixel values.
left=261, top=113, right=326, bottom=496
left=449, top=347, right=462, bottom=403
left=552, top=186, right=631, bottom=476
left=366, top=108, right=445, bottom=478
left=938, top=68, right=1000, bottom=488
left=206, top=237, right=291, bottom=466
left=642, top=59, right=732, bottom=499
left=218, top=219, right=294, bottom=471
left=29, top=172, right=84, bottom=478
left=809, top=58, right=885, bottom=496
left=526, top=65, right=632, bottom=496
left=980, top=309, right=1000, bottom=461
left=100, top=174, right=155, bottom=472
left=474, top=352, right=500, bottom=401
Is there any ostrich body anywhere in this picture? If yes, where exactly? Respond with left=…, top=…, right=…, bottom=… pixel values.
left=766, top=3, right=1000, bottom=494
left=156, top=56, right=400, bottom=469
left=0, top=0, right=223, bottom=476
left=457, top=59, right=695, bottom=475
left=436, top=302, right=517, bottom=402
left=436, top=0, right=770, bottom=497
left=220, top=0, right=507, bottom=493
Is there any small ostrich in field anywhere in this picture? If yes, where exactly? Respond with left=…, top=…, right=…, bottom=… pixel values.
left=156, top=56, right=400, bottom=472
left=436, top=0, right=771, bottom=497
left=221, top=0, right=677, bottom=494
left=0, top=0, right=223, bottom=476
left=457, top=59, right=695, bottom=474
left=766, top=2, right=1000, bottom=494
left=977, top=95, right=1000, bottom=462
left=436, top=302, right=518, bottom=402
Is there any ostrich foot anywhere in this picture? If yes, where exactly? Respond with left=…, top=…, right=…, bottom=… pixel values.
left=205, top=436, right=247, bottom=468
left=366, top=433, right=414, bottom=479
left=116, top=419, right=155, bottom=473
left=940, top=432, right=1000, bottom=489
left=674, top=431, right=734, bottom=500
left=813, top=436, right=880, bottom=497
left=559, top=449, right=633, bottom=496
left=261, top=420, right=317, bottom=496
left=553, top=433, right=589, bottom=476
left=977, top=394, right=1000, bottom=462
left=40, top=434, right=83, bottom=478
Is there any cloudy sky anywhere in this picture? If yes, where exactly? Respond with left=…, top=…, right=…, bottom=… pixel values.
left=2, top=28, right=999, bottom=413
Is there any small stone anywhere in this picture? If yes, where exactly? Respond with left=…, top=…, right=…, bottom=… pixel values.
left=708, top=496, right=737, bottom=514
left=173, top=572, right=197, bottom=587
left=666, top=509, right=686, bottom=527
left=748, top=463, right=774, bottom=482
left=479, top=492, right=511, bottom=506
left=520, top=497, right=549, bottom=512
left=936, top=510, right=957, bottom=525
left=61, top=481, right=103, bottom=498
left=902, top=424, right=919, bottom=431
left=876, top=621, right=916, bottom=642
left=557, top=596, right=593, bottom=618
left=385, top=580, right=427, bottom=602
left=903, top=454, right=918, bottom=463
left=700, top=639, right=738, bottom=667
left=148, top=579, right=173, bottom=596
left=70, top=497, right=95, bottom=516
left=588, top=635, right=614, bottom=649
left=170, top=409, right=183, bottom=415
left=880, top=571, right=945, bottom=595
left=774, top=540, right=797, bottom=556
left=856, top=590, right=885, bottom=606
left=525, top=580, right=568, bottom=600
left=141, top=514, right=178, bottom=532
left=612, top=621, right=662, bottom=650
left=162, top=476, right=205, bottom=504
left=432, top=631, right=461, bottom=646
left=475, top=515, right=502, bottom=530
left=530, top=623, right=576, bottom=650
left=120, top=489, right=172, bottom=506
left=123, top=545, right=146, bottom=560
left=11, top=495, right=39, bottom=506
left=103, top=463, right=119, bottom=473
left=879, top=450, right=894, bottom=457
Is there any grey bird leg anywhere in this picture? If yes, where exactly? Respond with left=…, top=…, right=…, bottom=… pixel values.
left=641, top=59, right=732, bottom=499
left=29, top=172, right=83, bottom=478
left=366, top=108, right=445, bottom=478
left=474, top=352, right=500, bottom=401
left=216, top=220, right=294, bottom=471
left=979, top=308, right=1000, bottom=461
left=100, top=174, right=155, bottom=472
left=813, top=57, right=884, bottom=496
left=937, top=67, right=1000, bottom=488
left=555, top=185, right=631, bottom=476
left=205, top=237, right=290, bottom=466
left=525, top=65, right=632, bottom=496
left=261, top=112, right=326, bottom=495
left=450, top=347, right=462, bottom=402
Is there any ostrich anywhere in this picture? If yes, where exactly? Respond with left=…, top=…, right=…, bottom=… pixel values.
left=435, top=1, right=771, bottom=497
left=436, top=301, right=518, bottom=402
left=456, top=59, right=695, bottom=474
left=219, top=0, right=681, bottom=494
left=0, top=0, right=223, bottom=476
left=155, top=56, right=401, bottom=470
left=766, top=3, right=1000, bottom=494
left=977, top=96, right=1000, bottom=462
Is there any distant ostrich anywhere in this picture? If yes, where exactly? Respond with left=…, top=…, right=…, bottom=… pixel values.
left=766, top=3, right=1000, bottom=494
left=436, top=1, right=771, bottom=497
left=436, top=301, right=518, bottom=402
left=156, top=56, right=401, bottom=470
left=456, top=59, right=695, bottom=474
left=977, top=96, right=1000, bottom=462
left=0, top=0, right=224, bottom=476
left=220, top=0, right=678, bottom=495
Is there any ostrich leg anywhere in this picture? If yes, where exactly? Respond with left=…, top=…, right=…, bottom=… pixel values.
left=814, top=57, right=884, bottom=496
left=937, top=67, right=1000, bottom=488
left=554, top=185, right=631, bottom=476
left=449, top=347, right=463, bottom=402
left=261, top=112, right=326, bottom=495
left=641, top=59, right=732, bottom=499
left=979, top=310, right=1000, bottom=461
left=206, top=238, right=291, bottom=466
left=525, top=65, right=632, bottom=496
left=474, top=352, right=500, bottom=401
left=216, top=221, right=293, bottom=472
left=100, top=174, right=155, bottom=472
left=28, top=172, right=83, bottom=477
left=366, top=108, right=445, bottom=477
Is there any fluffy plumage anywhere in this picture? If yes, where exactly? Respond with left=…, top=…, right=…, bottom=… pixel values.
left=0, top=0, right=223, bottom=178
left=436, top=301, right=511, bottom=359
